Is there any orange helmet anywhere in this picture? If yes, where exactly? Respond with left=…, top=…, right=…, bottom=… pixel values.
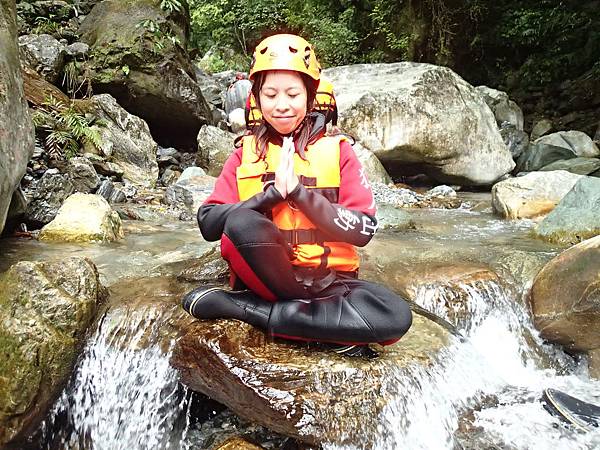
left=249, top=34, right=321, bottom=82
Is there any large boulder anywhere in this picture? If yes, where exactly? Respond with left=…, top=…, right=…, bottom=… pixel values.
left=491, top=171, right=583, bottom=219
left=535, top=131, right=600, bottom=158
left=172, top=315, right=450, bottom=446
left=533, top=177, right=600, bottom=244
left=353, top=142, right=392, bottom=185
left=77, top=0, right=212, bottom=147
left=539, top=157, right=600, bottom=176
left=39, top=193, right=123, bottom=242
left=24, top=169, right=75, bottom=227
left=0, top=0, right=35, bottom=234
left=530, top=235, right=600, bottom=377
left=323, top=63, right=515, bottom=185
left=0, top=257, right=105, bottom=446
left=80, top=93, right=159, bottom=187
left=196, top=125, right=235, bottom=177
left=18, top=33, right=66, bottom=84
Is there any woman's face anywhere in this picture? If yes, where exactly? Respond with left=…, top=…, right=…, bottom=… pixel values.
left=258, top=70, right=308, bottom=135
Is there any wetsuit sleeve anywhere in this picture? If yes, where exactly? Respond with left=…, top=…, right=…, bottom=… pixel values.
left=287, top=140, right=378, bottom=247
left=198, top=148, right=284, bottom=241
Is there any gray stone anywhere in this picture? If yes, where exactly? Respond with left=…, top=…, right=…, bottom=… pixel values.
left=18, top=34, right=66, bottom=83
left=0, top=1, right=35, bottom=234
left=65, top=42, right=89, bottom=58
left=515, top=141, right=577, bottom=173
left=534, top=177, right=600, bottom=244
left=531, top=119, right=553, bottom=141
left=323, top=63, right=515, bottom=185
left=475, top=85, right=524, bottom=130
left=352, top=142, right=392, bottom=185
left=24, top=171, right=75, bottom=226
left=224, top=79, right=252, bottom=115
left=66, top=156, right=101, bottom=193
left=96, top=179, right=126, bottom=203
left=87, top=94, right=158, bottom=187
left=535, top=131, right=599, bottom=158
left=376, top=204, right=414, bottom=230
left=539, top=157, right=600, bottom=176
left=196, top=125, right=235, bottom=176
left=426, top=185, right=457, bottom=198
left=500, top=123, right=529, bottom=160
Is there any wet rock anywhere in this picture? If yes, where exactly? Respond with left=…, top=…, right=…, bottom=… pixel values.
left=500, top=123, right=529, bottom=160
left=372, top=182, right=421, bottom=207
left=164, top=170, right=215, bottom=213
left=18, top=34, right=66, bottom=83
left=353, top=142, right=392, bottom=185
left=24, top=170, right=75, bottom=227
left=196, top=125, right=236, bottom=176
left=40, top=193, right=123, bottom=242
left=530, top=119, right=553, bottom=141
left=177, top=246, right=229, bottom=283
left=0, top=1, right=35, bottom=234
left=475, top=85, right=524, bottom=130
left=491, top=171, right=583, bottom=219
left=323, top=63, right=515, bottom=185
left=171, top=314, right=450, bottom=446
left=375, top=204, right=414, bottom=230
left=539, top=157, right=600, bottom=176
left=530, top=235, right=600, bottom=375
left=533, top=177, right=600, bottom=244
left=66, top=156, right=101, bottom=193
left=80, top=94, right=159, bottom=187
left=0, top=257, right=105, bottom=446
left=77, top=0, right=212, bottom=147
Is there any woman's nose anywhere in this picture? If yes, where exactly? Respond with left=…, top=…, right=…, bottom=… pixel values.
left=275, top=96, right=290, bottom=112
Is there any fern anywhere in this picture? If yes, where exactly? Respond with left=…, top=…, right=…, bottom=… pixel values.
left=160, top=0, right=183, bottom=13
left=32, top=95, right=105, bottom=160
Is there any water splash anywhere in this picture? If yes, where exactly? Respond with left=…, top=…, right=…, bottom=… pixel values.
left=323, top=279, right=600, bottom=450
left=41, top=305, right=191, bottom=450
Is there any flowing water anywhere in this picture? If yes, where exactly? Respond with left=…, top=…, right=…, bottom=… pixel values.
left=1, top=194, right=599, bottom=449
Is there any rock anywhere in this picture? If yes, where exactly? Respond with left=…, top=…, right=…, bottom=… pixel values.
left=18, top=34, right=66, bottom=83
left=177, top=246, right=229, bottom=283
left=65, top=42, right=89, bottom=59
left=539, top=157, right=600, bottom=176
left=157, top=146, right=180, bottom=167
left=228, top=107, right=246, bottom=134
left=0, top=257, right=105, bottom=446
left=491, top=171, right=583, bottom=219
left=534, top=177, right=600, bottom=244
left=21, top=64, right=70, bottom=108
left=352, top=142, right=392, bottom=185
left=372, top=182, right=421, bottom=207
left=535, top=131, right=599, bottom=158
left=530, top=235, right=600, bottom=374
left=24, top=170, right=75, bottom=227
left=39, top=193, right=123, bottom=242
left=426, top=185, right=457, bottom=198
left=215, top=437, right=264, bottom=450
left=160, top=168, right=181, bottom=186
left=0, top=1, right=36, bottom=234
left=224, top=79, right=252, bottom=115
left=171, top=314, right=450, bottom=445
left=499, top=123, right=529, bottom=160
left=323, top=63, right=515, bottom=185
left=66, top=156, right=101, bottom=193
left=590, top=349, right=600, bottom=380
left=177, top=166, right=207, bottom=183
left=530, top=119, right=553, bottom=141
left=475, top=86, right=524, bottom=130
left=96, top=179, right=126, bottom=203
left=514, top=141, right=577, bottom=173
left=80, top=94, right=159, bottom=187
left=77, top=0, right=212, bottom=147
left=594, top=122, right=600, bottom=143
left=194, top=68, right=228, bottom=108
left=196, top=125, right=235, bottom=176
left=375, top=204, right=414, bottom=230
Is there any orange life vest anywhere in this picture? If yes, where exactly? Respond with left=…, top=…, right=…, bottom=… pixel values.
left=237, top=135, right=359, bottom=272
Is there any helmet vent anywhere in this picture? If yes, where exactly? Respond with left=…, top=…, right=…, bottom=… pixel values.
left=289, top=46, right=298, bottom=53
left=260, top=47, right=268, bottom=54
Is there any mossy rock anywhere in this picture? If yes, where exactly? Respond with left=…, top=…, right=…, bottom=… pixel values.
left=0, top=258, right=106, bottom=446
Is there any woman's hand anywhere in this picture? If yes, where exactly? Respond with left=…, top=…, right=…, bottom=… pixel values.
left=275, top=137, right=299, bottom=198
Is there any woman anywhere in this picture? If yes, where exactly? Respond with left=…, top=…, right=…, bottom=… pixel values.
left=182, top=34, right=412, bottom=356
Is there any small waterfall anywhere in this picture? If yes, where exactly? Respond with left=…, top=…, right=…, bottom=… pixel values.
left=323, top=279, right=600, bottom=450
left=41, top=305, right=191, bottom=450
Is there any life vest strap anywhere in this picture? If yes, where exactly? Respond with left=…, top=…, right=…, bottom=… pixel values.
left=280, top=228, right=328, bottom=246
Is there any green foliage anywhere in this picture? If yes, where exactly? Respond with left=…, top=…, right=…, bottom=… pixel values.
left=32, top=16, right=63, bottom=35
left=62, top=61, right=93, bottom=98
left=160, top=0, right=183, bottom=13
left=32, top=96, right=104, bottom=160
left=137, top=18, right=182, bottom=54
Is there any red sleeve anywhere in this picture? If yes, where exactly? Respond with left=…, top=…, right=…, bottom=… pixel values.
left=338, top=140, right=376, bottom=216
left=203, top=147, right=243, bottom=205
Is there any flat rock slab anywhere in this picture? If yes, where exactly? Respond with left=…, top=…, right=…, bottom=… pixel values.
left=171, top=315, right=450, bottom=446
